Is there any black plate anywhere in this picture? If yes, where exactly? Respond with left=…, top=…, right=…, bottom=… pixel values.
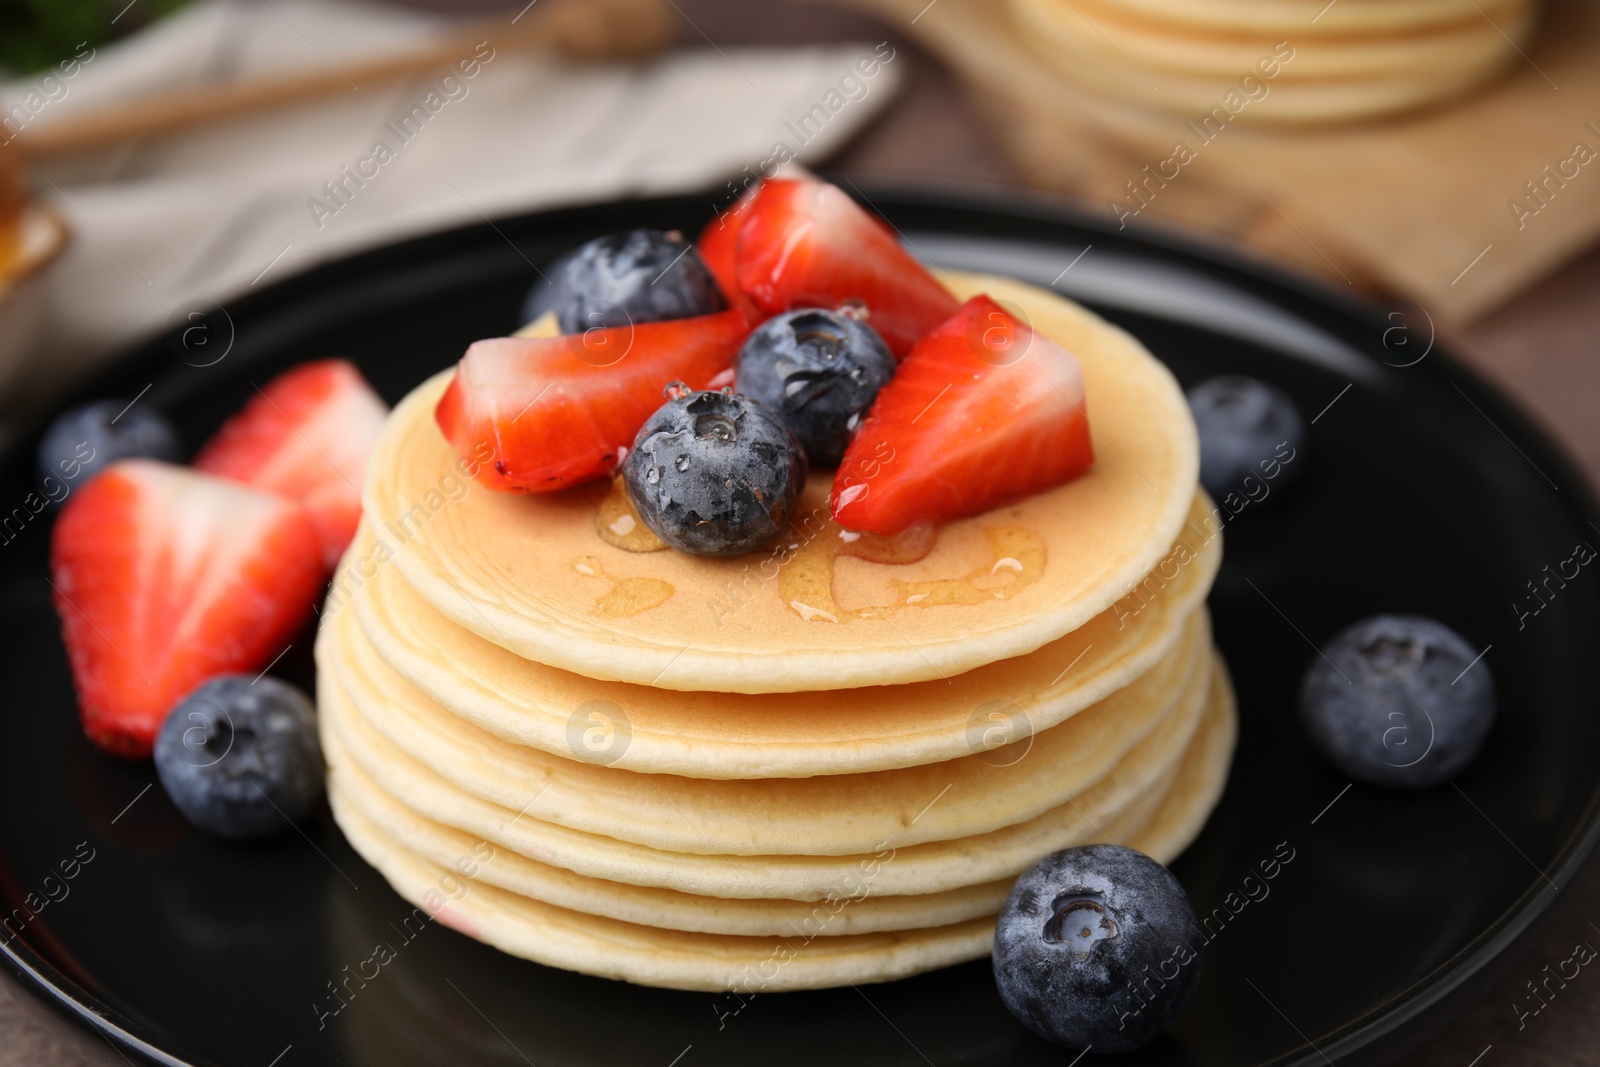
left=3, top=184, right=1599, bottom=1067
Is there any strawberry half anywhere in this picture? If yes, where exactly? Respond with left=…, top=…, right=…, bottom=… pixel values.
left=734, top=178, right=959, bottom=357
left=436, top=309, right=751, bottom=493
left=832, top=295, right=1095, bottom=535
left=696, top=187, right=762, bottom=321
left=50, top=460, right=325, bottom=759
left=195, top=359, right=387, bottom=570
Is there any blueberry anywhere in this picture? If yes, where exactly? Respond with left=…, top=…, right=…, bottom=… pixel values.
left=36, top=400, right=182, bottom=490
left=154, top=675, right=324, bottom=840
left=735, top=309, right=895, bottom=467
left=994, top=844, right=1202, bottom=1053
left=1299, top=615, right=1495, bottom=790
left=552, top=229, right=724, bottom=334
left=1186, top=376, right=1304, bottom=505
left=624, top=390, right=807, bottom=558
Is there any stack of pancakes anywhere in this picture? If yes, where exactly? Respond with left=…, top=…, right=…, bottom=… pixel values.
left=1007, top=0, right=1539, bottom=123
left=316, top=272, right=1236, bottom=991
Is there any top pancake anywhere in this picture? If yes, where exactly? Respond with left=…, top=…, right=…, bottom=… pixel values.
left=339, top=495, right=1216, bottom=778
left=362, top=272, right=1198, bottom=693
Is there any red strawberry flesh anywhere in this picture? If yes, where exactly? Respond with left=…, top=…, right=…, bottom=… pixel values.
left=734, top=179, right=958, bottom=357
left=195, top=359, right=387, bottom=570
left=435, top=308, right=751, bottom=493
left=832, top=295, right=1094, bottom=535
left=50, top=460, right=325, bottom=759
left=697, top=188, right=762, bottom=321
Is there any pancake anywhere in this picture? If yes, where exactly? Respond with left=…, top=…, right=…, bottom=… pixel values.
left=326, top=737, right=1176, bottom=939
left=320, top=599, right=1207, bottom=855
left=1009, top=34, right=1524, bottom=123
left=331, top=764, right=1011, bottom=937
left=322, top=670, right=1234, bottom=989
left=1126, top=657, right=1237, bottom=861
left=317, top=644, right=1215, bottom=900
left=331, top=797, right=996, bottom=991
left=337, top=489, right=1220, bottom=778
left=1008, top=0, right=1535, bottom=123
left=1058, top=0, right=1529, bottom=35
left=1041, top=1, right=1531, bottom=81
left=361, top=272, right=1200, bottom=693
left=318, top=250, right=1239, bottom=989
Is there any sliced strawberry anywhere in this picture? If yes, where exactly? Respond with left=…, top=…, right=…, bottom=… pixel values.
left=832, top=295, right=1095, bottom=535
left=50, top=460, right=324, bottom=759
left=735, top=179, right=959, bottom=357
left=436, top=309, right=751, bottom=493
left=195, top=359, right=387, bottom=570
left=696, top=188, right=762, bottom=321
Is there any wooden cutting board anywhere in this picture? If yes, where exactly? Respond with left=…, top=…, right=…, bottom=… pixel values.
left=808, top=0, right=1600, bottom=325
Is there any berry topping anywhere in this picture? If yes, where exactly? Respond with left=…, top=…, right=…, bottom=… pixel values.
left=36, top=399, right=182, bottom=490
left=994, top=844, right=1202, bottom=1053
left=734, top=178, right=959, bottom=357
left=436, top=309, right=751, bottom=493
left=154, top=675, right=324, bottom=840
left=832, top=295, right=1094, bottom=535
left=735, top=308, right=896, bottom=467
left=623, top=390, right=807, bottom=557
left=49, top=461, right=324, bottom=759
left=1299, top=615, right=1495, bottom=790
left=552, top=229, right=725, bottom=334
left=1186, top=375, right=1305, bottom=505
left=194, top=359, right=387, bottom=570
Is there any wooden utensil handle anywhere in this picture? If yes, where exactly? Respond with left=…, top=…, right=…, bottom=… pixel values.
left=13, top=0, right=671, bottom=161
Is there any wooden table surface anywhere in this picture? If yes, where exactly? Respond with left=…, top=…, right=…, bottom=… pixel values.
left=4, top=2, right=1598, bottom=1064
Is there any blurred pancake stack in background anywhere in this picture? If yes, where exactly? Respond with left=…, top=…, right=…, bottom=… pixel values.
left=812, top=0, right=1600, bottom=328
left=1008, top=0, right=1539, bottom=123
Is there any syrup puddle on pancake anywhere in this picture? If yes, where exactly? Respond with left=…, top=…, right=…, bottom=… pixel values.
left=782, top=522, right=1045, bottom=623
left=571, top=556, right=674, bottom=618
left=587, top=475, right=1045, bottom=623
left=594, top=477, right=666, bottom=553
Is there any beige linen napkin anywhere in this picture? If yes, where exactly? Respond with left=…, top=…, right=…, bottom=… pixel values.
left=0, top=0, right=903, bottom=418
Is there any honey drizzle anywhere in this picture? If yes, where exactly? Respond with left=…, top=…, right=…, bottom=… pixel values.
left=780, top=520, right=1044, bottom=623
left=584, top=480, right=1044, bottom=622
left=595, top=477, right=666, bottom=553
left=573, top=555, right=674, bottom=618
